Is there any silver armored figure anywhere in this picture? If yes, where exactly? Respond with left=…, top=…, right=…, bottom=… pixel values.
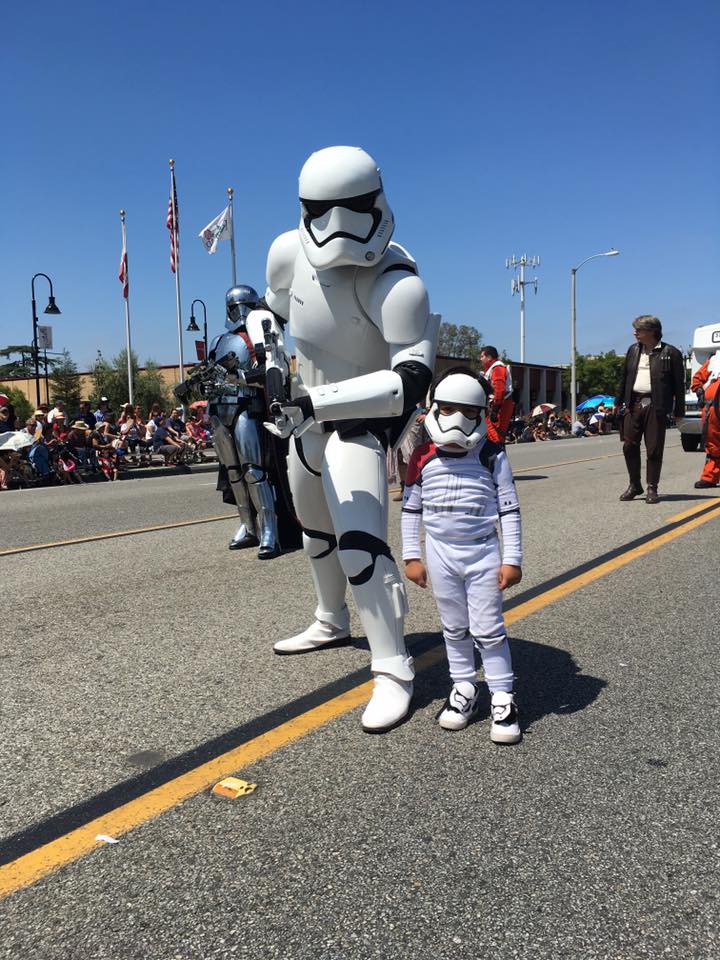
left=204, top=284, right=288, bottom=559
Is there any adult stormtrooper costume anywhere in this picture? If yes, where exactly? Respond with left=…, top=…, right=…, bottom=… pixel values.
left=263, top=146, right=439, bottom=732
left=206, top=284, right=289, bottom=559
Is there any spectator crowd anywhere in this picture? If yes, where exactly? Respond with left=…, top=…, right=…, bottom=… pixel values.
left=505, top=404, right=620, bottom=443
left=0, top=396, right=213, bottom=491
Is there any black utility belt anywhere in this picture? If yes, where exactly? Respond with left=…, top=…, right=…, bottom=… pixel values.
left=321, top=418, right=390, bottom=450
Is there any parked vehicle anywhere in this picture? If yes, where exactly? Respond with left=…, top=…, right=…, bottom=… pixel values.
left=679, top=323, right=720, bottom=451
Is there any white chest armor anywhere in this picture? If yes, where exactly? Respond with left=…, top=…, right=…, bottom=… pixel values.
left=289, top=252, right=392, bottom=390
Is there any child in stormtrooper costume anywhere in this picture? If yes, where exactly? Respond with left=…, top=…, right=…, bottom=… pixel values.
left=401, top=369, right=523, bottom=743
left=263, top=145, right=439, bottom=733
left=206, top=284, right=289, bottom=559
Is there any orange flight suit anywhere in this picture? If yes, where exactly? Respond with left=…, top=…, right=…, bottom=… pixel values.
left=484, top=360, right=515, bottom=445
left=692, top=357, right=720, bottom=485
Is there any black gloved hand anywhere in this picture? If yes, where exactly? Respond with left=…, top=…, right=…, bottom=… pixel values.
left=696, top=388, right=706, bottom=406
left=173, top=381, right=191, bottom=403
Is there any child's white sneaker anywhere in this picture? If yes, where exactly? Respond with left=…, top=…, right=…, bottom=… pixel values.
left=438, top=681, right=480, bottom=731
left=490, top=691, right=521, bottom=744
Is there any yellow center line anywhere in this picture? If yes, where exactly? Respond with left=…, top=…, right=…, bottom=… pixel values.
left=0, top=515, right=238, bottom=558
left=666, top=498, right=720, bottom=524
left=2, top=498, right=720, bottom=900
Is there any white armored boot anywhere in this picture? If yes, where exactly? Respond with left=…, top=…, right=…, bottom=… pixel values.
left=361, top=656, right=414, bottom=733
left=354, top=557, right=414, bottom=733
left=273, top=604, right=351, bottom=654
left=274, top=529, right=350, bottom=653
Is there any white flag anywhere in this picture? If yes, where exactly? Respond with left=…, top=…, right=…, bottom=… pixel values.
left=198, top=206, right=231, bottom=254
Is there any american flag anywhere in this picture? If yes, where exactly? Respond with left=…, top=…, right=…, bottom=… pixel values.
left=166, top=171, right=179, bottom=273
left=118, top=238, right=128, bottom=298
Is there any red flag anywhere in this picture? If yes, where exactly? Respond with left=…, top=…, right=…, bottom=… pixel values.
left=166, top=171, right=179, bottom=273
left=118, top=243, right=128, bottom=299
left=195, top=340, right=206, bottom=361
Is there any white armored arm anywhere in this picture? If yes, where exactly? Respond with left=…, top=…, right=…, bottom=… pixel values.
left=265, top=230, right=299, bottom=322
left=304, top=266, right=437, bottom=422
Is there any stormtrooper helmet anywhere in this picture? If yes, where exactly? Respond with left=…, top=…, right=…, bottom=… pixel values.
left=424, top=370, right=488, bottom=450
left=225, top=284, right=259, bottom=331
left=208, top=333, right=252, bottom=373
left=298, top=146, right=394, bottom=270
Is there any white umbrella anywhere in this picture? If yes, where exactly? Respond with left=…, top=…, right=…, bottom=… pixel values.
left=530, top=403, right=556, bottom=418
left=0, top=430, right=35, bottom=451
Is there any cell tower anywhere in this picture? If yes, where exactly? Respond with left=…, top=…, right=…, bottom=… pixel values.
left=505, top=254, right=540, bottom=363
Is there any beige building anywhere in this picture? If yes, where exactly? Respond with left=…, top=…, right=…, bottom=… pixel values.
left=5, top=356, right=565, bottom=415
left=2, top=364, right=191, bottom=408
left=435, top=354, right=565, bottom=414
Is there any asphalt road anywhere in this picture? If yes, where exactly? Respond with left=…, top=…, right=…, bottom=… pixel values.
left=0, top=431, right=718, bottom=959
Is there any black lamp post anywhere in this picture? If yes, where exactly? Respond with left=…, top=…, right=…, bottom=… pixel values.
left=187, top=299, right=208, bottom=358
left=31, top=273, right=61, bottom=406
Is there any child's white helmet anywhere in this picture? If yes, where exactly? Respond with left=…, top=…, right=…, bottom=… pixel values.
left=424, top=371, right=488, bottom=450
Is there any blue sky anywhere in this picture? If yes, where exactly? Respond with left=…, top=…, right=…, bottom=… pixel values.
left=1, top=0, right=718, bottom=373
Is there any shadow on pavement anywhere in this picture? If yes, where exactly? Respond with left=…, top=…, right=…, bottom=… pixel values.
left=407, top=632, right=607, bottom=732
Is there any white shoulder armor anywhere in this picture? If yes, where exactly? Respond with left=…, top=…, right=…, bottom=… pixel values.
left=357, top=242, right=430, bottom=347
left=265, top=230, right=301, bottom=321
left=245, top=308, right=290, bottom=376
left=245, top=309, right=281, bottom=348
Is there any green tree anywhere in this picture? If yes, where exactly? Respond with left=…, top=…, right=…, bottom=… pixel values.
left=88, top=352, right=114, bottom=406
left=437, top=323, right=483, bottom=364
left=562, top=351, right=625, bottom=400
left=0, top=384, right=33, bottom=424
left=134, top=359, right=172, bottom=415
left=0, top=344, right=60, bottom=379
left=48, top=349, right=81, bottom=411
left=89, top=349, right=172, bottom=414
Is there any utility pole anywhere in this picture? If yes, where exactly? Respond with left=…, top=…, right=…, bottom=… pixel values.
left=505, top=254, right=540, bottom=364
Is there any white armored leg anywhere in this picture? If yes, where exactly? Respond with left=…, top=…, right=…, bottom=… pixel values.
left=323, top=431, right=413, bottom=732
left=211, top=416, right=257, bottom=550
left=274, top=431, right=349, bottom=653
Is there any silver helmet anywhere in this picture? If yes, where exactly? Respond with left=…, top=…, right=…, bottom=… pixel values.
left=225, top=284, right=259, bottom=331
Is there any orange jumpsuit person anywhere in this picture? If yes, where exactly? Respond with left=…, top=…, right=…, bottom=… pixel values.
left=692, top=350, right=720, bottom=488
left=480, top=346, right=514, bottom=445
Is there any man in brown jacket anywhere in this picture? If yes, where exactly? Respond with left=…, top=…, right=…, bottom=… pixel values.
left=615, top=315, right=685, bottom=504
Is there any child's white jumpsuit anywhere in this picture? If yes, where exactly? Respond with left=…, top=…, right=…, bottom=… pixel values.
left=401, top=439, right=522, bottom=691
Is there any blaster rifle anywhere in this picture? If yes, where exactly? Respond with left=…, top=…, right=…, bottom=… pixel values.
left=262, top=317, right=286, bottom=415
left=173, top=359, right=226, bottom=403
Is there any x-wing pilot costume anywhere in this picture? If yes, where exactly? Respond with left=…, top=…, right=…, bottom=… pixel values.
left=206, top=284, right=290, bottom=559
left=401, top=372, right=522, bottom=742
left=263, top=146, right=439, bottom=732
left=692, top=349, right=720, bottom=488
left=482, top=354, right=515, bottom=445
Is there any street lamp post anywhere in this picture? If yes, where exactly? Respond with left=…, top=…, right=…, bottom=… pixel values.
left=30, top=273, right=61, bottom=407
left=187, top=299, right=208, bottom=359
left=570, top=250, right=619, bottom=426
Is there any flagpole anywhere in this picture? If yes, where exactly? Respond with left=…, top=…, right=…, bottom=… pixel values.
left=119, top=210, right=134, bottom=405
left=227, top=186, right=237, bottom=286
left=169, top=159, right=185, bottom=384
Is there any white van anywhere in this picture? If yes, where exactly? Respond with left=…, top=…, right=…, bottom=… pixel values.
left=678, top=322, right=720, bottom=451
